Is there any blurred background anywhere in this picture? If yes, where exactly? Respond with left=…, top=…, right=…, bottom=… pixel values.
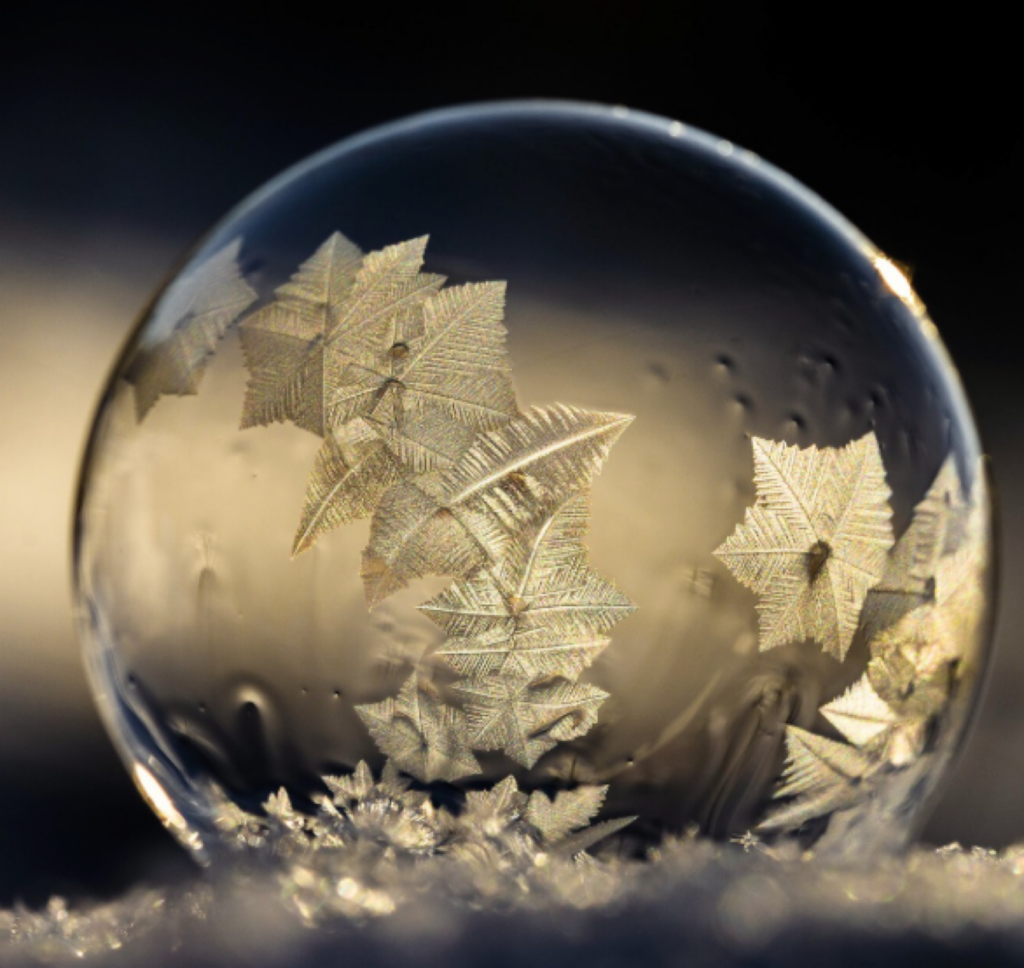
left=0, top=1, right=1020, bottom=904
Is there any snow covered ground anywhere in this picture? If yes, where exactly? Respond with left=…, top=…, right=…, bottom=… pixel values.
left=7, top=838, right=1024, bottom=966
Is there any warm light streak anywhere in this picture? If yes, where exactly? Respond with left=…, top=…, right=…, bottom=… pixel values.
left=874, top=256, right=915, bottom=304
left=873, top=254, right=935, bottom=336
left=133, top=764, right=202, bottom=850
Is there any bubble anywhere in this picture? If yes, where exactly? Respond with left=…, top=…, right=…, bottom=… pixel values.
left=75, top=101, right=994, bottom=867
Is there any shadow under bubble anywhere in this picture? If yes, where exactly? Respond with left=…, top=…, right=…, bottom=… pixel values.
left=0, top=754, right=195, bottom=908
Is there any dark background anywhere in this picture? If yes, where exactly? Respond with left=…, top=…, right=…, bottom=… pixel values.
left=0, top=2, right=1020, bottom=904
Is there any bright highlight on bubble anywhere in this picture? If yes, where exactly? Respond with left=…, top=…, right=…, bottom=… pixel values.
left=133, top=764, right=202, bottom=852
left=874, top=256, right=915, bottom=304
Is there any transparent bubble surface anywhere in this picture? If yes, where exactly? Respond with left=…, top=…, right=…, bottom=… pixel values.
left=75, top=101, right=995, bottom=866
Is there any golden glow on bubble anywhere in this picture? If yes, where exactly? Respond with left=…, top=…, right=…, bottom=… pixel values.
left=133, top=764, right=202, bottom=851
left=874, top=256, right=915, bottom=304
left=873, top=254, right=934, bottom=335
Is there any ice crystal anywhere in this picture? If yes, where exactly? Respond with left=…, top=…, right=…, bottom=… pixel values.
left=820, top=677, right=898, bottom=746
left=758, top=726, right=873, bottom=831
left=381, top=279, right=517, bottom=458
left=127, top=239, right=256, bottom=419
left=452, top=675, right=609, bottom=768
left=861, top=453, right=969, bottom=641
left=291, top=422, right=402, bottom=555
left=240, top=233, right=441, bottom=437
left=354, top=674, right=481, bottom=782
left=422, top=493, right=635, bottom=680
left=361, top=404, right=633, bottom=607
left=261, top=760, right=628, bottom=862
left=715, top=434, right=894, bottom=660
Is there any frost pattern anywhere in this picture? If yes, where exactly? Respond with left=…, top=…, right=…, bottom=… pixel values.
left=126, top=239, right=257, bottom=419
left=718, top=446, right=992, bottom=834
left=714, top=434, right=894, bottom=661
left=204, top=759, right=635, bottom=923
left=233, top=231, right=636, bottom=786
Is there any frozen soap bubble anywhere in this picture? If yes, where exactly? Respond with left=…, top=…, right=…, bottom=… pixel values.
left=75, top=102, right=994, bottom=869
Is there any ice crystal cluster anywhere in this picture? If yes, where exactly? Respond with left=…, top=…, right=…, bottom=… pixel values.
left=209, top=230, right=635, bottom=782
left=210, top=758, right=634, bottom=923
left=715, top=439, right=988, bottom=836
